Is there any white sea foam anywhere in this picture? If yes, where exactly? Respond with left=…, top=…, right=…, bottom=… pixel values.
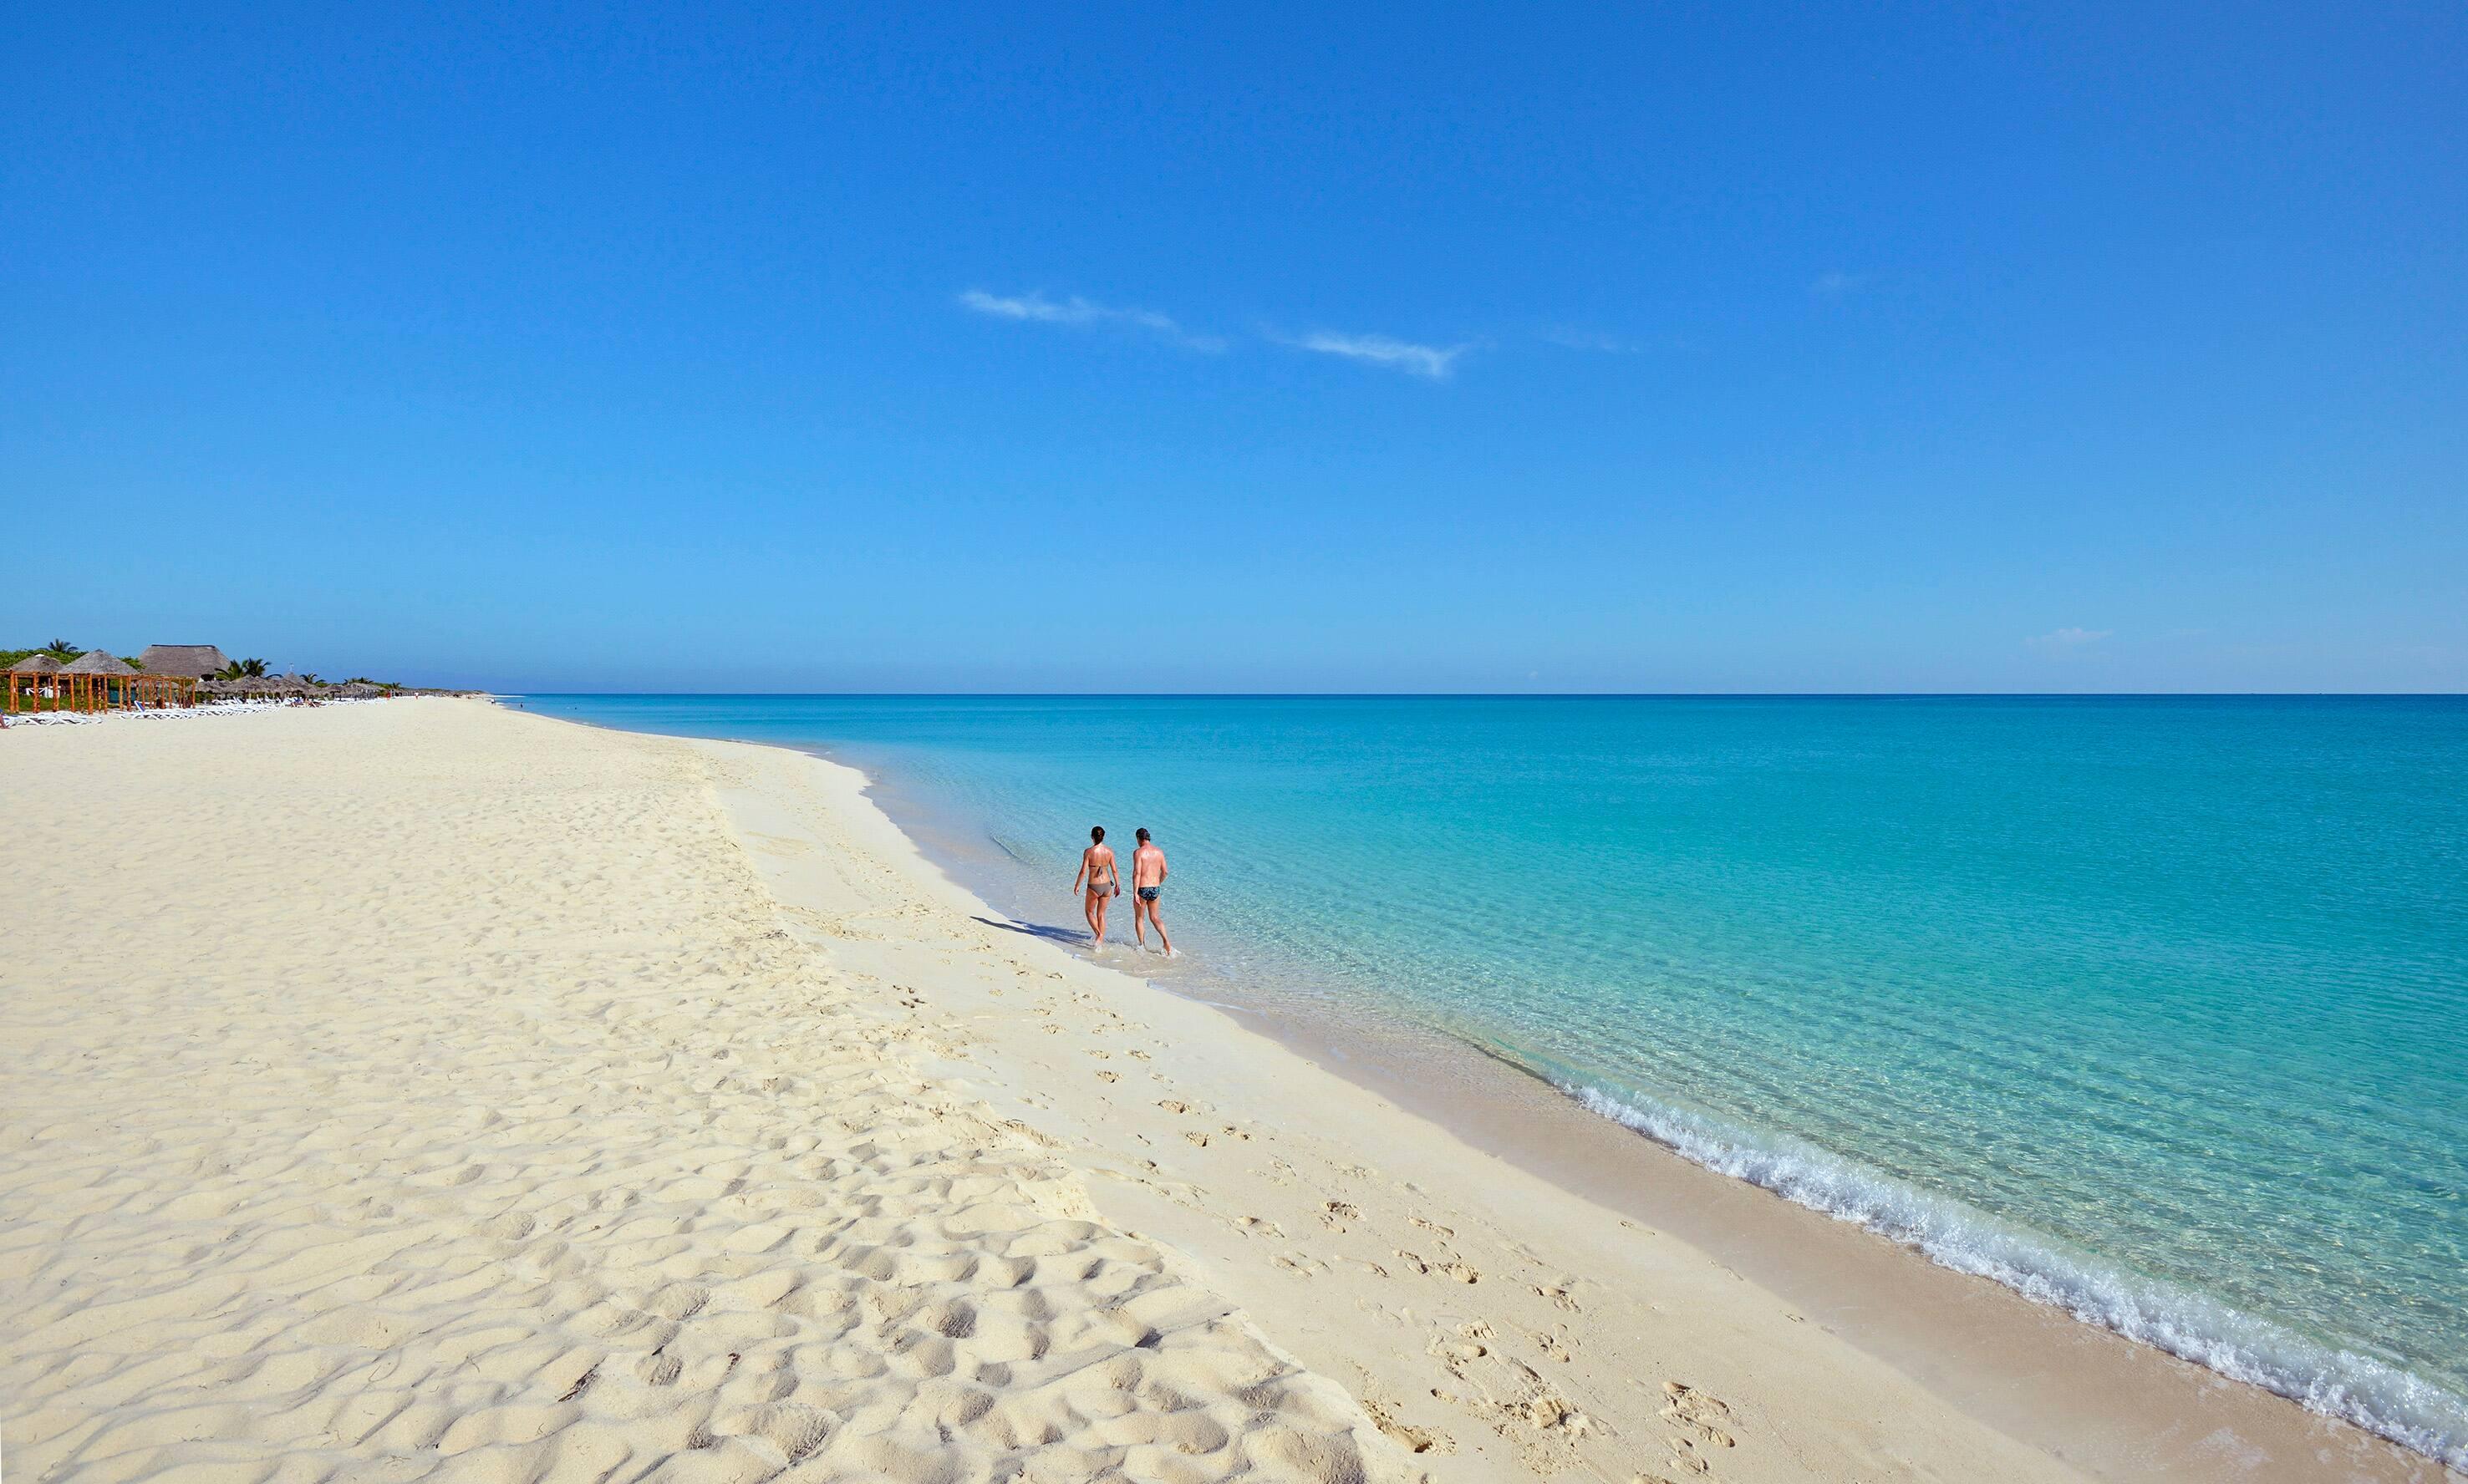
left=1560, top=1077, right=2468, bottom=1469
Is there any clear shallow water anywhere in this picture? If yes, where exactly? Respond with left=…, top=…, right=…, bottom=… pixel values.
left=520, top=694, right=2468, bottom=1463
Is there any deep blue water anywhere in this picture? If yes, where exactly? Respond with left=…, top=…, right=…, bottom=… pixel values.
left=518, top=694, right=2468, bottom=1462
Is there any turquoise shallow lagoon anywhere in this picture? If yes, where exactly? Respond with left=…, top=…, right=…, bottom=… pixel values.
left=521, top=694, right=2467, bottom=1463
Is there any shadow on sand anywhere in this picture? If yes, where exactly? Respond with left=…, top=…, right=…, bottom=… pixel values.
left=974, top=915, right=1091, bottom=947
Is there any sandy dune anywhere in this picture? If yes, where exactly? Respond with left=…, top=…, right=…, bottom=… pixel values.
left=3, top=701, right=2440, bottom=1483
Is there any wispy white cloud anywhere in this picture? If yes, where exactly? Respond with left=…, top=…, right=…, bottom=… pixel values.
left=962, top=292, right=1479, bottom=378
left=2027, top=626, right=2114, bottom=652
left=1539, top=327, right=1639, bottom=354
left=1809, top=270, right=1867, bottom=297
left=957, top=290, right=1223, bottom=351
left=1284, top=330, right=1473, bottom=379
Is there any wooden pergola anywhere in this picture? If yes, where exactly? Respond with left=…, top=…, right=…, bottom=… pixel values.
left=6, top=656, right=200, bottom=714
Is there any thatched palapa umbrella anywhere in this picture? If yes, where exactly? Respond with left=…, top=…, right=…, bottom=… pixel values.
left=61, top=649, right=135, bottom=675
left=136, top=644, right=232, bottom=680
left=55, top=648, right=135, bottom=712
left=6, top=652, right=63, bottom=712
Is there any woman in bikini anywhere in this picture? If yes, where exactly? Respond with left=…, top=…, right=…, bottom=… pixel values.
left=1072, top=825, right=1120, bottom=954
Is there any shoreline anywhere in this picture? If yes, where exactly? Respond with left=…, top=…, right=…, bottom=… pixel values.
left=593, top=707, right=2450, bottom=1481
left=6, top=699, right=2445, bottom=1482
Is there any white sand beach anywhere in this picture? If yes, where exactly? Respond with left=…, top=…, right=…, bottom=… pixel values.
left=1, top=701, right=2445, bottom=1482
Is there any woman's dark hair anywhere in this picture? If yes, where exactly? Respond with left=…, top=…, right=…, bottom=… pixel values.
left=1136, top=828, right=1150, bottom=842
left=1091, top=826, right=1105, bottom=843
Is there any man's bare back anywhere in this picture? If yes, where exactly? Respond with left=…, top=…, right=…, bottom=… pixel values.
left=1130, top=830, right=1173, bottom=955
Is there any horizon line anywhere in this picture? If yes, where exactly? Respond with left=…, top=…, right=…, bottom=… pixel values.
left=500, top=690, right=2467, bottom=700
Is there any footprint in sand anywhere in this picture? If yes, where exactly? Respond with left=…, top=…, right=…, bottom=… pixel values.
left=1661, top=1381, right=1737, bottom=1450
left=1394, top=1250, right=1475, bottom=1281
left=1523, top=1393, right=1590, bottom=1432
left=1361, top=1393, right=1454, bottom=1456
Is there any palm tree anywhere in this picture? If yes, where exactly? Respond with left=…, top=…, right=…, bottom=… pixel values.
left=216, top=658, right=270, bottom=679
left=43, top=638, right=79, bottom=660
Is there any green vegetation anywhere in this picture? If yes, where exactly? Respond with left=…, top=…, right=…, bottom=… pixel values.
left=216, top=658, right=270, bottom=678
left=1, top=639, right=83, bottom=665
left=2, top=641, right=135, bottom=667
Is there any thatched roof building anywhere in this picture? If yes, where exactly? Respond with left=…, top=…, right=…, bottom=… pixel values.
left=8, top=653, right=61, bottom=674
left=62, top=648, right=136, bottom=675
left=137, top=644, right=232, bottom=679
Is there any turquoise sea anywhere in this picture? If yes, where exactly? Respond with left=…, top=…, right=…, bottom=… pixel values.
left=521, top=694, right=2467, bottom=1464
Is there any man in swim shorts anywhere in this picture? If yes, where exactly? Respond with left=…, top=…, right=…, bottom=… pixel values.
left=1131, top=827, right=1174, bottom=957
left=1072, top=825, right=1119, bottom=954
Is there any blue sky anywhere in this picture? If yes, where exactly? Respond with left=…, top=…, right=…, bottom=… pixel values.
left=4, top=2, right=2461, bottom=692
